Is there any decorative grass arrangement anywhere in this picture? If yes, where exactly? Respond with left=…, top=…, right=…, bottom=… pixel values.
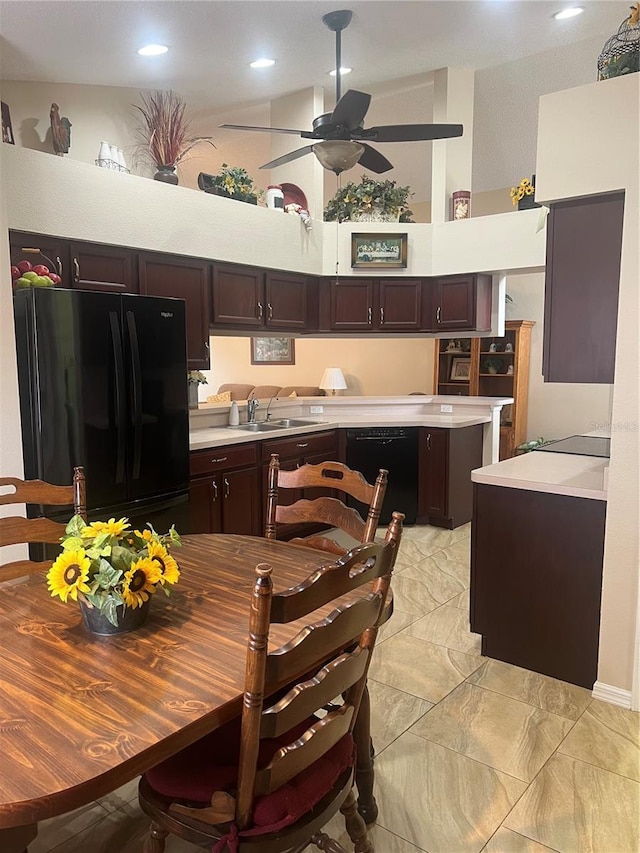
left=133, top=90, right=215, bottom=169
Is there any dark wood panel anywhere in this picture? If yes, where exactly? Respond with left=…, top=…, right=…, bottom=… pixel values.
left=261, top=430, right=338, bottom=464
left=264, top=272, right=307, bottom=330
left=378, top=279, right=422, bottom=330
left=139, top=253, right=210, bottom=369
left=189, top=477, right=222, bottom=533
left=221, top=468, right=260, bottom=535
left=330, top=280, right=375, bottom=330
left=471, top=483, right=606, bottom=689
left=190, top=443, right=257, bottom=478
left=69, top=241, right=137, bottom=293
left=418, top=427, right=449, bottom=521
left=543, top=192, right=624, bottom=383
left=211, top=263, right=263, bottom=326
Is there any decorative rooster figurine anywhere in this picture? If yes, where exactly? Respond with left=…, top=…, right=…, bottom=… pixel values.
left=50, top=103, right=72, bottom=156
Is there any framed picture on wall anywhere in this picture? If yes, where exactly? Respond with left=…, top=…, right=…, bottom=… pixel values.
left=450, top=357, right=471, bottom=381
left=251, top=337, right=295, bottom=365
left=351, top=232, right=407, bottom=269
left=1, top=102, right=14, bottom=145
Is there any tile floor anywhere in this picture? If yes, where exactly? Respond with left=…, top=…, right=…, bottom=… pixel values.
left=30, top=524, right=640, bottom=853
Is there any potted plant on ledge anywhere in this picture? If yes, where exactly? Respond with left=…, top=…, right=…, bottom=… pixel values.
left=324, top=175, right=414, bottom=223
left=199, top=164, right=263, bottom=204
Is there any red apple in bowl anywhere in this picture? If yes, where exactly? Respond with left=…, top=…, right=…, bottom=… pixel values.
left=17, top=260, right=33, bottom=274
left=48, top=272, right=61, bottom=284
left=11, top=265, right=20, bottom=280
left=32, top=264, right=50, bottom=276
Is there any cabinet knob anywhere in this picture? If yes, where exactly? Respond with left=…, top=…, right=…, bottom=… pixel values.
left=73, top=257, right=80, bottom=283
left=55, top=256, right=63, bottom=277
left=257, top=302, right=263, bottom=319
left=426, top=433, right=432, bottom=449
left=367, top=307, right=372, bottom=325
left=210, top=456, right=228, bottom=464
left=267, top=303, right=273, bottom=320
left=211, top=481, right=218, bottom=501
left=223, top=477, right=230, bottom=498
left=296, top=442, right=309, bottom=449
left=436, top=306, right=441, bottom=324
left=380, top=307, right=384, bottom=324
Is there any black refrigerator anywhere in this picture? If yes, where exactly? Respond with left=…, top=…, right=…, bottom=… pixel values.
left=14, top=287, right=190, bottom=534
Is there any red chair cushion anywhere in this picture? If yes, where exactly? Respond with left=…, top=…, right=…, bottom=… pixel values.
left=144, top=715, right=355, bottom=833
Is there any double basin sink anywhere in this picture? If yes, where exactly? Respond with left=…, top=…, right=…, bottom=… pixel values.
left=231, top=418, right=323, bottom=433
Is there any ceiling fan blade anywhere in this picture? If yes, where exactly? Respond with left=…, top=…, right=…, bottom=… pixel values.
left=357, top=143, right=393, bottom=174
left=220, top=123, right=304, bottom=136
left=358, top=124, right=464, bottom=143
left=330, top=90, right=371, bottom=130
left=259, top=145, right=315, bottom=170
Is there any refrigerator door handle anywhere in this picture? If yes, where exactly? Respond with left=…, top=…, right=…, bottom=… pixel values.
left=109, top=311, right=126, bottom=484
left=126, top=310, right=143, bottom=481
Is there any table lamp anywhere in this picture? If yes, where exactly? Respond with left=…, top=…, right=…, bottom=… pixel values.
left=320, top=366, right=347, bottom=396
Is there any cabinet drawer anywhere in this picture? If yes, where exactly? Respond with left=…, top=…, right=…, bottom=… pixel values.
left=261, top=430, right=338, bottom=463
left=190, top=443, right=257, bottom=477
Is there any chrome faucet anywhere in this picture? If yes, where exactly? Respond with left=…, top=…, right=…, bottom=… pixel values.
left=247, top=397, right=260, bottom=423
left=264, top=396, right=279, bottom=422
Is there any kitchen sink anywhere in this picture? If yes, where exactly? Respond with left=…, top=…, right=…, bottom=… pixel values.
left=232, top=422, right=285, bottom=432
left=269, top=418, right=323, bottom=427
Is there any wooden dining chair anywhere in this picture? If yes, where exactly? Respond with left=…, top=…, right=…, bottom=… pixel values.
left=265, top=455, right=388, bottom=557
left=265, top=456, right=391, bottom=825
left=0, top=467, right=86, bottom=583
left=138, top=511, right=404, bottom=853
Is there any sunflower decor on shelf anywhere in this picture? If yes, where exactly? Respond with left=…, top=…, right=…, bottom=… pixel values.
left=510, top=175, right=541, bottom=210
left=324, top=175, right=414, bottom=223
left=47, top=514, right=181, bottom=634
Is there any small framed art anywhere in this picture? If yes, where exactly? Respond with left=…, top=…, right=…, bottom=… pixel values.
left=351, top=233, right=407, bottom=269
left=250, top=337, right=295, bottom=365
left=450, top=357, right=471, bottom=381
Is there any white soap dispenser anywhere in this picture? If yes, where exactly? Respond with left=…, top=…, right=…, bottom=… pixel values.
left=229, top=400, right=239, bottom=426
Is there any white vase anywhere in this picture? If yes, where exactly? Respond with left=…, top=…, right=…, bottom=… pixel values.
left=116, top=148, right=127, bottom=172
left=109, top=145, right=120, bottom=169
left=97, top=141, right=111, bottom=167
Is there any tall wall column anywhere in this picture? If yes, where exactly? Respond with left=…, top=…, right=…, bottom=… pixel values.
left=431, top=68, right=475, bottom=223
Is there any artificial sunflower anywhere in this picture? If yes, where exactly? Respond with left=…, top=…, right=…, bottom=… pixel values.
left=47, top=549, right=91, bottom=602
left=121, top=558, right=162, bottom=609
left=82, top=517, right=131, bottom=538
left=147, top=541, right=181, bottom=585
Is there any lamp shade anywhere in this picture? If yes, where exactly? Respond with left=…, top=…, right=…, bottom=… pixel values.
left=312, top=140, right=364, bottom=174
left=320, top=367, right=347, bottom=395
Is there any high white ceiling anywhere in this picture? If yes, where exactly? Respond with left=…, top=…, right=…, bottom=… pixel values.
left=0, top=1, right=625, bottom=113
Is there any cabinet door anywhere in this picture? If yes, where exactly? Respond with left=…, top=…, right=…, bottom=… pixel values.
left=211, top=264, right=264, bottom=327
left=418, top=428, right=449, bottom=521
left=330, top=279, right=375, bottom=330
left=378, top=279, right=422, bottom=330
left=189, top=477, right=222, bottom=534
left=139, top=253, right=211, bottom=370
left=543, top=193, right=624, bottom=384
left=265, top=272, right=307, bottom=330
left=429, top=274, right=491, bottom=331
left=221, top=467, right=260, bottom=535
left=69, top=241, right=138, bottom=293
left=10, top=231, right=69, bottom=287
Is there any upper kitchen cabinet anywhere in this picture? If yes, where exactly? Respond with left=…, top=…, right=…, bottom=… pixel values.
left=211, top=263, right=312, bottom=331
left=138, top=252, right=211, bottom=370
left=425, top=274, right=492, bottom=332
left=325, top=278, right=423, bottom=331
left=543, top=192, right=624, bottom=384
left=9, top=230, right=69, bottom=286
left=69, top=241, right=138, bottom=293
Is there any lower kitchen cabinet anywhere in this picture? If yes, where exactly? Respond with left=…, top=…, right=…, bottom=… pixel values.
left=189, top=443, right=260, bottom=535
left=139, top=252, right=211, bottom=370
left=417, top=425, right=483, bottom=528
left=471, top=483, right=606, bottom=689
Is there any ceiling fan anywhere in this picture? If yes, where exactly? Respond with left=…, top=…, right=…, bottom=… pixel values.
left=220, top=9, right=463, bottom=175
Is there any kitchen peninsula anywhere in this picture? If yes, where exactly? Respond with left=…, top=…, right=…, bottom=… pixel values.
left=470, top=447, right=608, bottom=689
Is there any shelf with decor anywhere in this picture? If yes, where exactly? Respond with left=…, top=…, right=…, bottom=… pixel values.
left=433, top=320, right=534, bottom=459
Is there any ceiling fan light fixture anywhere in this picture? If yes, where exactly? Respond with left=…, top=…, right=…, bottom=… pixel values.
left=312, top=140, right=364, bottom=174
left=329, top=67, right=352, bottom=76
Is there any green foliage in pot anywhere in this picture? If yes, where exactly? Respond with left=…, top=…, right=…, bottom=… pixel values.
left=208, top=163, right=264, bottom=203
left=324, top=175, right=414, bottom=223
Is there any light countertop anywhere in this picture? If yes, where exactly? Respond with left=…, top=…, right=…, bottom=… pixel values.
left=471, top=450, right=608, bottom=501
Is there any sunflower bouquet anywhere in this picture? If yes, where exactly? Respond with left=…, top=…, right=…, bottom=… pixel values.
left=47, top=515, right=181, bottom=627
left=509, top=177, right=535, bottom=206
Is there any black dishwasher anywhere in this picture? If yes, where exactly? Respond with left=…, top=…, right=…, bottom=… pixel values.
left=345, top=427, right=418, bottom=525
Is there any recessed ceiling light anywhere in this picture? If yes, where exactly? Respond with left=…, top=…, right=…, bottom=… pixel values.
left=553, top=7, right=584, bottom=20
left=329, top=67, right=352, bottom=77
left=137, top=44, right=169, bottom=56
left=250, top=58, right=276, bottom=69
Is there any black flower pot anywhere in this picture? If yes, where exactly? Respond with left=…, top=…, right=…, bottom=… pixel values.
left=80, top=597, right=151, bottom=635
left=154, top=165, right=179, bottom=185
left=518, top=194, right=541, bottom=211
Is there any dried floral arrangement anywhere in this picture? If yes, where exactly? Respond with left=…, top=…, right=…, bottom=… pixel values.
left=133, top=90, right=215, bottom=168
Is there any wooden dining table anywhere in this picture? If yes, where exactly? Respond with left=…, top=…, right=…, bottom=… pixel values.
left=0, top=533, right=383, bottom=852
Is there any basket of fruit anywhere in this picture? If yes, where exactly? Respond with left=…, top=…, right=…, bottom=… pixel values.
left=11, top=257, right=62, bottom=290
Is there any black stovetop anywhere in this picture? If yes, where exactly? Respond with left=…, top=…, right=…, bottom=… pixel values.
left=534, top=435, right=610, bottom=458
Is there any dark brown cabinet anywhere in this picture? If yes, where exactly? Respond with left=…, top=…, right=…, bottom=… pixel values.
left=211, top=263, right=310, bottom=331
left=418, top=425, right=483, bottom=528
left=543, top=192, right=624, bottom=384
left=471, top=482, right=606, bottom=689
left=139, top=252, right=211, bottom=370
left=189, top=443, right=260, bottom=536
left=327, top=278, right=422, bottom=331
left=69, top=241, right=138, bottom=293
left=425, top=274, right=492, bottom=332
